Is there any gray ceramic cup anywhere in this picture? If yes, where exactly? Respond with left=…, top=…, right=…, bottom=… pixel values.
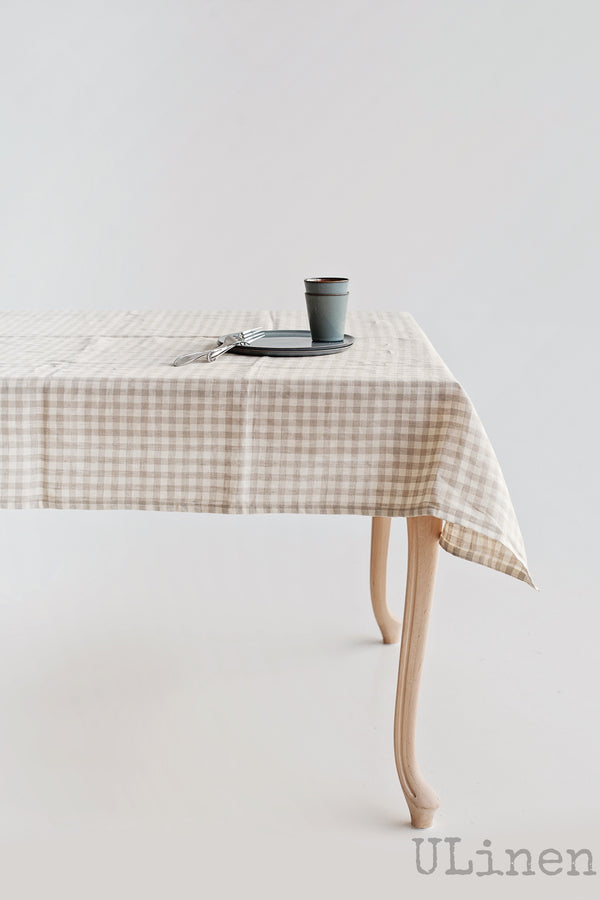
left=304, top=277, right=349, bottom=342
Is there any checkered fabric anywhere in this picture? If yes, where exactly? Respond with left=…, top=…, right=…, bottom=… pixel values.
left=0, top=310, right=534, bottom=586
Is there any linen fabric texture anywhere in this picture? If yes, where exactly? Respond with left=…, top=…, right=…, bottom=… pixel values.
left=0, top=310, right=534, bottom=586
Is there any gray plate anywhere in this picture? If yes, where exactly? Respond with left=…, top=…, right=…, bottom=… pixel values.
left=219, top=330, right=355, bottom=357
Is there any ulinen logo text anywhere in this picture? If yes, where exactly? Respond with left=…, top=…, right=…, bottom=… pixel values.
left=413, top=838, right=597, bottom=877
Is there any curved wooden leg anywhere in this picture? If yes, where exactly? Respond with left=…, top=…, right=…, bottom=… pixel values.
left=370, top=517, right=402, bottom=644
left=394, top=515, right=443, bottom=828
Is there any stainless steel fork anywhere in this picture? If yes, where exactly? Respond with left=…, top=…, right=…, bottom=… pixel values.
left=171, top=328, right=266, bottom=366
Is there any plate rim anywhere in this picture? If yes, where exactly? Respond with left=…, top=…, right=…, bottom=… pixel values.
left=217, top=329, right=355, bottom=356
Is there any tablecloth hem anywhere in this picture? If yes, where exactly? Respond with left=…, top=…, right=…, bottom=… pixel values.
left=439, top=526, right=537, bottom=589
left=0, top=496, right=536, bottom=588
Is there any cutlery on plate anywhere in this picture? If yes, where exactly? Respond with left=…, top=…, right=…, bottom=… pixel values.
left=171, top=328, right=266, bottom=366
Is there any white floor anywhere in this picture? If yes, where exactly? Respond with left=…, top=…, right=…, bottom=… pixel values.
left=0, top=508, right=597, bottom=899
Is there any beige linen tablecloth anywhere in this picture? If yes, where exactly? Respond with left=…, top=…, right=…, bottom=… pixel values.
left=0, top=310, right=534, bottom=586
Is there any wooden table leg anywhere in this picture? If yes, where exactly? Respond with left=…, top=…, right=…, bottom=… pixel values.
left=370, top=517, right=401, bottom=644
left=394, top=515, right=443, bottom=828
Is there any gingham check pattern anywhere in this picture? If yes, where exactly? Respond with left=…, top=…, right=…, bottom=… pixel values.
left=0, top=310, right=534, bottom=586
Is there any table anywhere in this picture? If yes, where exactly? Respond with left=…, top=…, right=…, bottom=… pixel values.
left=0, top=309, right=534, bottom=828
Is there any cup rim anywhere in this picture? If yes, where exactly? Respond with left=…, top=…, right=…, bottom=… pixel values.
left=304, top=277, right=349, bottom=284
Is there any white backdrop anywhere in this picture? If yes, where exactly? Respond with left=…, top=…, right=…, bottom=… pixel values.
left=1, top=2, right=599, bottom=898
